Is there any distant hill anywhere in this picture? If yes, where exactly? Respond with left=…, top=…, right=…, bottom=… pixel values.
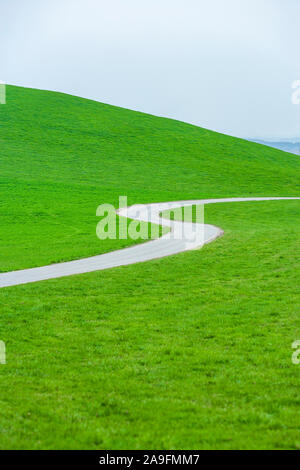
left=252, top=140, right=300, bottom=155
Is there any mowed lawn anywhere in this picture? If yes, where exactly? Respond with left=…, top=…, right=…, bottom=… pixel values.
left=0, top=86, right=299, bottom=449
left=1, top=85, right=299, bottom=271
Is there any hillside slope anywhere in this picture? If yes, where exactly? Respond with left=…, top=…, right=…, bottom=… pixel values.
left=0, top=85, right=299, bottom=271
left=0, top=86, right=299, bottom=450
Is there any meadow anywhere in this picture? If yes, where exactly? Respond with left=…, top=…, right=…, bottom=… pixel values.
left=0, top=85, right=299, bottom=449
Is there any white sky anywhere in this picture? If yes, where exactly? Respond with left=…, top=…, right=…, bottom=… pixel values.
left=1, top=0, right=300, bottom=139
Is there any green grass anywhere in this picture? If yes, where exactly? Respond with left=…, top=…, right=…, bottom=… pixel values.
left=0, top=85, right=299, bottom=271
left=0, top=85, right=299, bottom=449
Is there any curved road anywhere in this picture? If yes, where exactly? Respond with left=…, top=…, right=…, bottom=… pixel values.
left=0, top=197, right=299, bottom=288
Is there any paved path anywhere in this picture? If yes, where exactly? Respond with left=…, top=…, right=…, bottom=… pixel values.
left=0, top=197, right=299, bottom=288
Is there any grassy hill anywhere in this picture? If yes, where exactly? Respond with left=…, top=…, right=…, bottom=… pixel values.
left=0, top=85, right=299, bottom=449
left=1, top=85, right=299, bottom=271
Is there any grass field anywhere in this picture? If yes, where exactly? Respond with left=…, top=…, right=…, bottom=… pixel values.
left=0, top=85, right=299, bottom=449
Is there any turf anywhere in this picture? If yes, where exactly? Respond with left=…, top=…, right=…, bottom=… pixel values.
left=0, top=85, right=299, bottom=271
left=0, top=85, right=299, bottom=449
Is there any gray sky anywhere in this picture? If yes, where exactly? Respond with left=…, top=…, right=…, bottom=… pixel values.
left=1, top=0, right=300, bottom=139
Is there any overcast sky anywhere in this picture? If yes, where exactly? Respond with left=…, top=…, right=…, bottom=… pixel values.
left=1, top=0, right=300, bottom=139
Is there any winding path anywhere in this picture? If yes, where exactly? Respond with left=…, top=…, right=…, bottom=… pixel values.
left=0, top=197, right=299, bottom=288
